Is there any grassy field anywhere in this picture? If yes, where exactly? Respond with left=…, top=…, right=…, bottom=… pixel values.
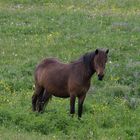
left=0, top=0, right=140, bottom=139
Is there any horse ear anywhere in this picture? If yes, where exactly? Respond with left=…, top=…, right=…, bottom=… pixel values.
left=95, top=49, right=98, bottom=55
left=106, top=49, right=109, bottom=54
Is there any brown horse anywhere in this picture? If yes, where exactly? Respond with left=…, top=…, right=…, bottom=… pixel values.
left=32, top=49, right=109, bottom=118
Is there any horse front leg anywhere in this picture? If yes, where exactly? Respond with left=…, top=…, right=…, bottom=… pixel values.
left=78, top=94, right=86, bottom=118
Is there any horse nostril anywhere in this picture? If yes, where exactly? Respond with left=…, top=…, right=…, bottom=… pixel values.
left=98, top=74, right=104, bottom=81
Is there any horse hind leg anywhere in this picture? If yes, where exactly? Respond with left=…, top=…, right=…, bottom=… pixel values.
left=32, top=85, right=44, bottom=112
left=32, top=93, right=37, bottom=111
left=38, top=89, right=52, bottom=112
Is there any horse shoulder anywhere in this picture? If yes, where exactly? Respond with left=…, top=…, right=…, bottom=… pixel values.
left=68, top=65, right=90, bottom=94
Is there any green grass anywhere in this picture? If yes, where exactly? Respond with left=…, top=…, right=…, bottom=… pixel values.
left=0, top=0, right=140, bottom=139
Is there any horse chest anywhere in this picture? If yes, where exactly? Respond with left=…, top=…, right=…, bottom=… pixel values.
left=69, top=80, right=90, bottom=95
left=79, top=84, right=90, bottom=93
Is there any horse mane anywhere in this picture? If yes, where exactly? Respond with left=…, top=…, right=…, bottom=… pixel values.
left=82, top=51, right=96, bottom=76
left=70, top=51, right=96, bottom=76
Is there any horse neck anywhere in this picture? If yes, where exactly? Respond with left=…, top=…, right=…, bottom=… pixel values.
left=72, top=60, right=95, bottom=81
left=84, top=56, right=96, bottom=78
left=81, top=62, right=96, bottom=83
left=86, top=66, right=95, bottom=80
left=71, top=52, right=97, bottom=79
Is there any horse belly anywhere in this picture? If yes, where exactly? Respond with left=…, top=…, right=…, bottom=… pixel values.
left=49, top=88, right=70, bottom=98
left=44, top=83, right=70, bottom=98
left=53, top=92, right=70, bottom=98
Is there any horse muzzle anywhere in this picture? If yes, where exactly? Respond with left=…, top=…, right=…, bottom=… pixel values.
left=98, top=74, right=104, bottom=81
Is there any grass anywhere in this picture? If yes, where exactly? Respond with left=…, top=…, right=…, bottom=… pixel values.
left=0, top=0, right=140, bottom=139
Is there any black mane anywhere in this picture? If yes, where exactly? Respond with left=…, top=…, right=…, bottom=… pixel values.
left=71, top=50, right=97, bottom=76
left=82, top=51, right=96, bottom=76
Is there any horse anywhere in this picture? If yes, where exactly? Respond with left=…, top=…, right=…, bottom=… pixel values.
left=32, top=49, right=109, bottom=118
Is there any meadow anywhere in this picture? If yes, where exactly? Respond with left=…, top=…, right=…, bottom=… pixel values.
left=0, top=0, right=140, bottom=139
